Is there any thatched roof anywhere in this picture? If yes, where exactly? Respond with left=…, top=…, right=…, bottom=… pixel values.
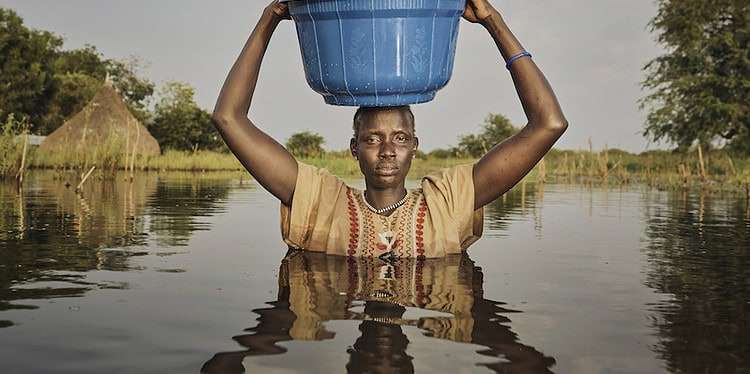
left=39, top=82, right=160, bottom=156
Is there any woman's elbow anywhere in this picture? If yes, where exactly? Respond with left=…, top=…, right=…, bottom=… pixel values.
left=211, top=110, right=238, bottom=129
left=548, top=119, right=569, bottom=134
left=537, top=113, right=568, bottom=134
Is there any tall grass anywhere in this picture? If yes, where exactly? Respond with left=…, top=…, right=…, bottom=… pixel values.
left=32, top=135, right=128, bottom=171
left=535, top=147, right=750, bottom=189
left=11, top=138, right=750, bottom=192
left=143, top=150, right=243, bottom=171
left=0, top=115, right=29, bottom=178
left=31, top=145, right=243, bottom=172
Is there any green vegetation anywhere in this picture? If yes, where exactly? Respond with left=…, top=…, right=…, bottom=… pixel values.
left=27, top=148, right=240, bottom=172
left=0, top=115, right=30, bottom=177
left=32, top=137, right=130, bottom=171
left=0, top=9, right=154, bottom=134
left=0, top=8, right=218, bottom=152
left=149, top=82, right=224, bottom=152
left=536, top=147, right=750, bottom=190
left=8, top=140, right=749, bottom=192
left=285, top=131, right=325, bottom=158
left=456, top=114, right=518, bottom=158
left=641, top=0, right=749, bottom=152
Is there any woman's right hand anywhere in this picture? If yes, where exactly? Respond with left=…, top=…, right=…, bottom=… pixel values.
left=463, top=0, right=499, bottom=24
left=265, top=0, right=291, bottom=21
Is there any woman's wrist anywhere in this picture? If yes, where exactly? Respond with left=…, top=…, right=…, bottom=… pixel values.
left=252, top=11, right=280, bottom=39
left=479, top=10, right=502, bottom=29
left=482, top=13, right=525, bottom=61
left=262, top=7, right=284, bottom=26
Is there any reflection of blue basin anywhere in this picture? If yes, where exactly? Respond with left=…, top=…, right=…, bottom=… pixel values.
left=285, top=0, right=465, bottom=107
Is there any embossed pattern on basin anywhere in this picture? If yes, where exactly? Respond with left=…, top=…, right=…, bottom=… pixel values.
left=287, top=0, right=465, bottom=107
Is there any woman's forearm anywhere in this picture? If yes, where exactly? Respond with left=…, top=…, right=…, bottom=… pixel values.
left=214, top=8, right=281, bottom=119
left=481, top=12, right=567, bottom=129
left=211, top=3, right=298, bottom=206
left=471, top=7, right=568, bottom=208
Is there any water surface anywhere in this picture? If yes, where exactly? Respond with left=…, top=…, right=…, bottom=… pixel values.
left=1, top=172, right=748, bottom=373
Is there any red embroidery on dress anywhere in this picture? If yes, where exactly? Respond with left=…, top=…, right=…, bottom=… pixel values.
left=395, top=191, right=419, bottom=257
left=414, top=197, right=427, bottom=258
left=346, top=188, right=360, bottom=257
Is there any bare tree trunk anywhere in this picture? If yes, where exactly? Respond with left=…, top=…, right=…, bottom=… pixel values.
left=697, top=143, right=707, bottom=181
left=16, top=132, right=28, bottom=187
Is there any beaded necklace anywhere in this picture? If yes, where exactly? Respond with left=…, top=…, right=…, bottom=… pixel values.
left=362, top=190, right=409, bottom=215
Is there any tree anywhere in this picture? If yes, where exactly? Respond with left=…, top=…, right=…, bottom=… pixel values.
left=105, top=57, right=154, bottom=123
left=456, top=114, right=517, bottom=157
left=0, top=8, right=62, bottom=133
left=149, top=81, right=222, bottom=152
left=640, top=0, right=750, bottom=151
left=0, top=10, right=155, bottom=134
left=427, top=148, right=459, bottom=159
left=45, top=46, right=154, bottom=131
left=38, top=73, right=100, bottom=134
left=286, top=131, right=325, bottom=158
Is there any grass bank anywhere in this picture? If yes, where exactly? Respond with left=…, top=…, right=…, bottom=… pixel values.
left=3, top=139, right=750, bottom=193
left=539, top=148, right=750, bottom=191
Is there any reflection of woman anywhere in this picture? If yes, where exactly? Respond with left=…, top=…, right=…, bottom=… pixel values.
left=202, top=251, right=555, bottom=373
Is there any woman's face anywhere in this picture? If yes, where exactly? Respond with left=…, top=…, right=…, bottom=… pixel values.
left=351, top=109, right=418, bottom=190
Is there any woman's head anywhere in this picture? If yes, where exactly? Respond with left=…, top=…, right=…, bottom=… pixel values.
left=350, top=106, right=419, bottom=190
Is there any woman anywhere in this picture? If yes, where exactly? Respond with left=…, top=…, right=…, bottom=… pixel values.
left=212, top=0, right=567, bottom=257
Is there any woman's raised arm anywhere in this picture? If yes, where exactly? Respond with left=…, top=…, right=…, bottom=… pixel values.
left=466, top=0, right=569, bottom=209
left=212, top=1, right=298, bottom=206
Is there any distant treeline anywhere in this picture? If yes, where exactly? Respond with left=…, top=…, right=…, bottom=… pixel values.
left=0, top=8, right=223, bottom=152
left=284, top=113, right=518, bottom=159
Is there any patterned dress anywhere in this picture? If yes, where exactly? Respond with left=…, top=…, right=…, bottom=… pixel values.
left=281, top=163, right=483, bottom=258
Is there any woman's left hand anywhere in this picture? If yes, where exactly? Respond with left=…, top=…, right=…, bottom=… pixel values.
left=463, top=0, right=499, bottom=24
left=265, top=0, right=291, bottom=21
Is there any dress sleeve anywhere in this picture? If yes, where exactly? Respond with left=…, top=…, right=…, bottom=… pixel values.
left=280, top=162, right=347, bottom=250
left=422, top=164, right=484, bottom=251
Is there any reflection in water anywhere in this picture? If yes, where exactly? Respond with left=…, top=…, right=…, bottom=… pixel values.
left=203, top=251, right=555, bottom=373
left=484, top=181, right=541, bottom=235
left=0, top=172, right=235, bottom=326
left=643, top=189, right=750, bottom=373
left=146, top=177, right=234, bottom=247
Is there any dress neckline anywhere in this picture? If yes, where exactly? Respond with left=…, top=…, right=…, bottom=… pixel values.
left=356, top=189, right=416, bottom=218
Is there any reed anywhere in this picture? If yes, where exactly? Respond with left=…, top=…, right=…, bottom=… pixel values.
left=536, top=146, right=750, bottom=190
left=0, top=115, right=30, bottom=178
left=7, top=138, right=750, bottom=192
left=76, top=166, right=96, bottom=192
left=32, top=135, right=128, bottom=171
left=16, top=132, right=28, bottom=184
left=143, top=150, right=243, bottom=171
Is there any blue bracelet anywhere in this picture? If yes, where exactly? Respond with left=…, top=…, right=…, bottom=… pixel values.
left=506, top=51, right=532, bottom=70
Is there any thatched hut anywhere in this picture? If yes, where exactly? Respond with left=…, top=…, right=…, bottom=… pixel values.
left=39, top=81, right=160, bottom=156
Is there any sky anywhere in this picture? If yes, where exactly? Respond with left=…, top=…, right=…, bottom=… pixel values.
left=1, top=0, right=665, bottom=152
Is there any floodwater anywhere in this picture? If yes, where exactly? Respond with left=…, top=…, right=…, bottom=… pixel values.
left=0, top=171, right=748, bottom=374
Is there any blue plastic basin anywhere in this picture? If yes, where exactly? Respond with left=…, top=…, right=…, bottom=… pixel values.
left=285, top=0, right=465, bottom=107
